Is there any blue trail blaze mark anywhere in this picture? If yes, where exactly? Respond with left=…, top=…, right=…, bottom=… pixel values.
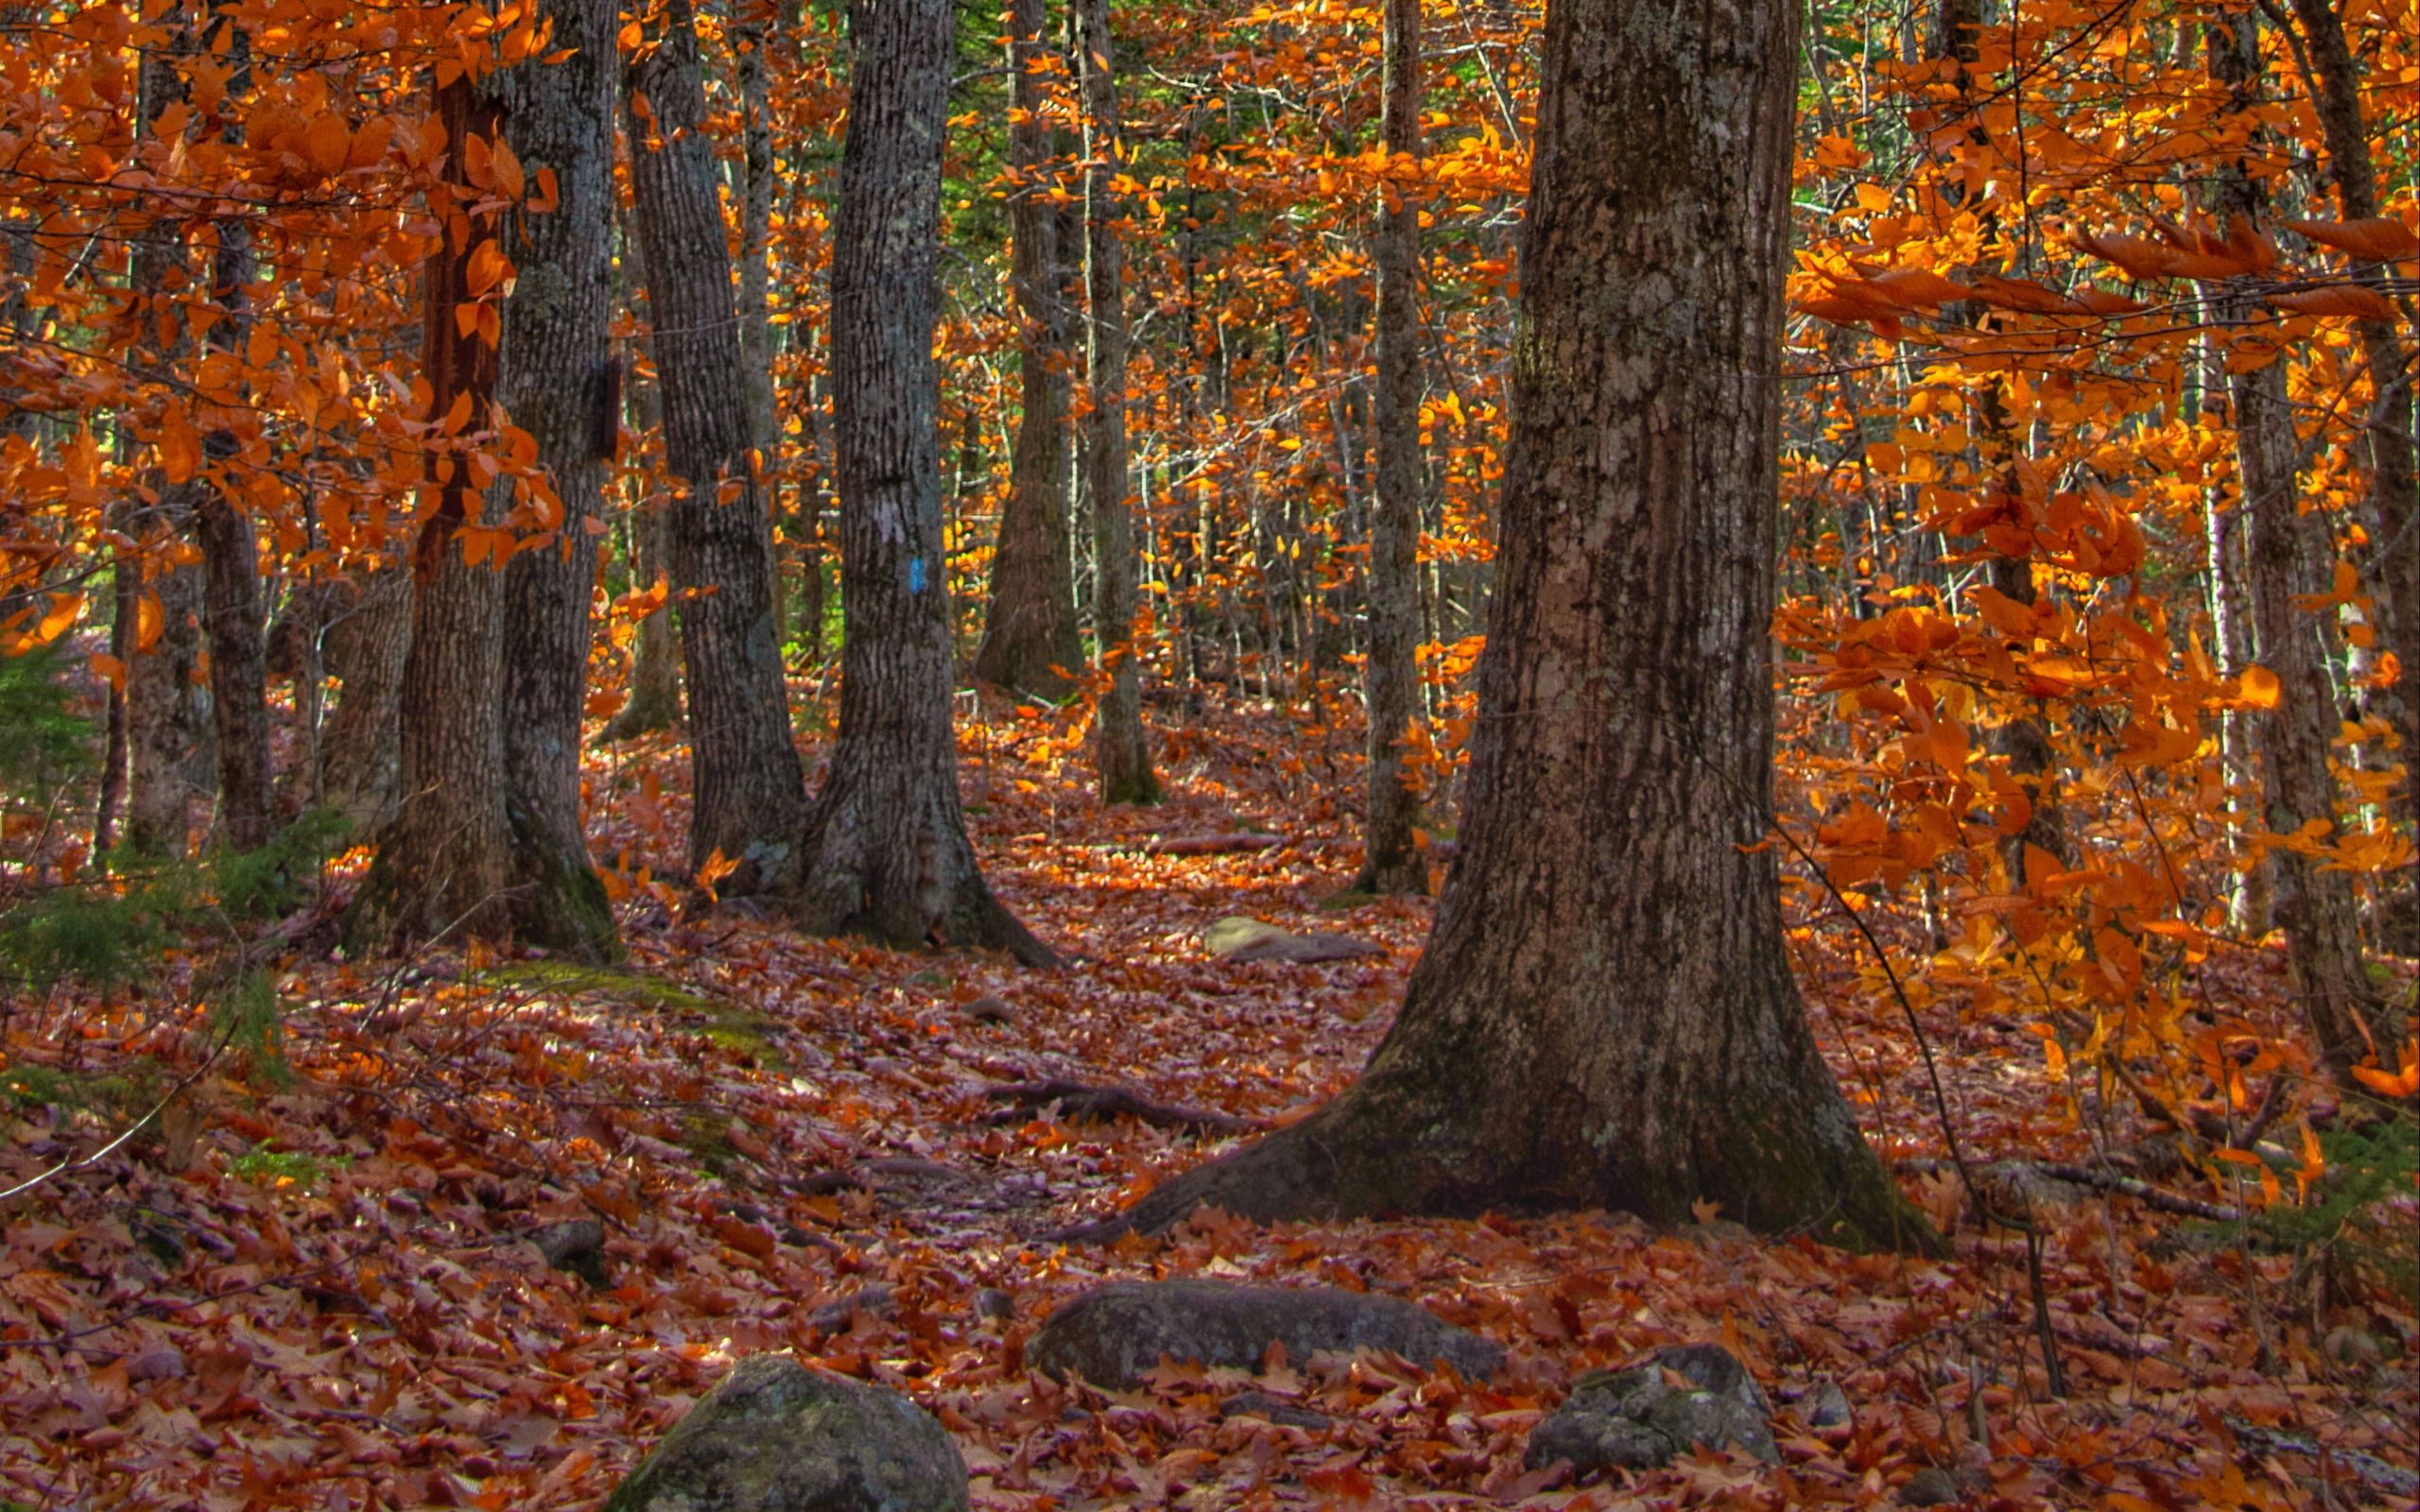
left=908, top=558, right=928, bottom=593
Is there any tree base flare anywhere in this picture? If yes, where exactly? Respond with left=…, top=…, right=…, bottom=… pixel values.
left=1118, top=1074, right=1944, bottom=1257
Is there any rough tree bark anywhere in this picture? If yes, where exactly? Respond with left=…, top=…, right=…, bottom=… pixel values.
left=348, top=76, right=515, bottom=948
left=793, top=0, right=1056, bottom=966
left=1119, top=0, right=1932, bottom=1249
left=2206, top=14, right=2381, bottom=1085
left=973, top=0, right=1084, bottom=699
left=1353, top=0, right=1427, bottom=895
left=626, top=0, right=809, bottom=889
left=1074, top=0, right=1161, bottom=803
left=494, top=0, right=621, bottom=958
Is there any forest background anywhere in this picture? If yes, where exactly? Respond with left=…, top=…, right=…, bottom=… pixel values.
left=0, top=0, right=2415, bottom=1504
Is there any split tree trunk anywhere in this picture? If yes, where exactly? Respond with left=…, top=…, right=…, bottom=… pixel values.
left=348, top=76, right=515, bottom=949
left=626, top=0, right=809, bottom=889
left=494, top=0, right=622, bottom=958
left=1354, top=0, right=1427, bottom=895
left=1074, top=0, right=1160, bottom=804
left=973, top=0, right=1084, bottom=699
left=2206, top=15, right=2380, bottom=1085
left=1124, top=0, right=1930, bottom=1250
left=795, top=0, right=1056, bottom=967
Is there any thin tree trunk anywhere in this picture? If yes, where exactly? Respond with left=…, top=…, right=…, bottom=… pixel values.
left=1124, top=0, right=1929, bottom=1250
left=974, top=0, right=1082, bottom=699
left=186, top=19, right=275, bottom=855
left=735, top=3, right=786, bottom=649
left=1075, top=0, right=1160, bottom=804
left=123, top=12, right=209, bottom=860
left=1927, top=0, right=2066, bottom=868
left=317, top=566, right=409, bottom=827
left=494, top=0, right=622, bottom=958
left=348, top=77, right=515, bottom=949
left=1354, top=0, right=1426, bottom=895
left=796, top=0, right=1056, bottom=966
left=2207, top=14, right=2382, bottom=1085
left=2282, top=0, right=2418, bottom=844
left=604, top=211, right=683, bottom=740
left=2204, top=442, right=2273, bottom=934
left=626, top=0, right=809, bottom=891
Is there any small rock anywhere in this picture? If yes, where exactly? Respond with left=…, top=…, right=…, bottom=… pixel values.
left=601, top=1354, right=967, bottom=1512
left=529, top=1217, right=606, bottom=1282
left=1899, top=1466, right=1962, bottom=1506
left=808, top=1284, right=896, bottom=1332
left=1798, top=1379, right=1853, bottom=1438
left=1524, top=1344, right=1778, bottom=1474
left=1219, top=1391, right=1331, bottom=1429
left=126, top=1340, right=187, bottom=1382
left=1027, top=1279, right=1502, bottom=1390
left=1201, top=916, right=1386, bottom=965
left=2323, top=1325, right=2382, bottom=1366
left=962, top=996, right=1014, bottom=1024
left=974, top=1288, right=1015, bottom=1321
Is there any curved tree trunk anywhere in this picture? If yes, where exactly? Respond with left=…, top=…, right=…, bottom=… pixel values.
left=348, top=77, right=515, bottom=950
left=1354, top=0, right=1427, bottom=895
left=494, top=0, right=622, bottom=959
left=2206, top=16, right=2382, bottom=1085
left=1074, top=0, right=1160, bottom=804
left=627, top=0, right=809, bottom=891
left=1123, top=0, right=1931, bottom=1251
left=796, top=0, right=1056, bottom=967
left=973, top=0, right=1083, bottom=699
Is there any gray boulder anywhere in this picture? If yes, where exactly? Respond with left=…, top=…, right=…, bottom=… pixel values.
left=1028, top=1279, right=1502, bottom=1390
left=602, top=1355, right=967, bottom=1512
left=1524, top=1344, right=1778, bottom=1474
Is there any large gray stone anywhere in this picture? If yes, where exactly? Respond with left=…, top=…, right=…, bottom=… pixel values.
left=1027, top=1279, right=1502, bottom=1390
left=1524, top=1344, right=1778, bottom=1473
left=602, top=1355, right=967, bottom=1512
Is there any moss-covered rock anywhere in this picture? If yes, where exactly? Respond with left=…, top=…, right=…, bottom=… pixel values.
left=601, top=1356, right=966, bottom=1512
left=1525, top=1344, right=1777, bottom=1473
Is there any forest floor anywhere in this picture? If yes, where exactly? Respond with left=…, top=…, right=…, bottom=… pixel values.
left=2, top=695, right=2414, bottom=1512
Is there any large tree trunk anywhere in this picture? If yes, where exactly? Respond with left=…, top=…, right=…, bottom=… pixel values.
left=626, top=0, right=809, bottom=891
left=795, top=0, right=1056, bottom=967
left=2206, top=15, right=2383, bottom=1086
left=348, top=77, right=515, bottom=949
left=973, top=0, right=1083, bottom=699
left=1123, top=0, right=1931, bottom=1251
left=1074, top=0, right=1161, bottom=804
left=493, top=0, right=621, bottom=959
left=1353, top=0, right=1427, bottom=895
